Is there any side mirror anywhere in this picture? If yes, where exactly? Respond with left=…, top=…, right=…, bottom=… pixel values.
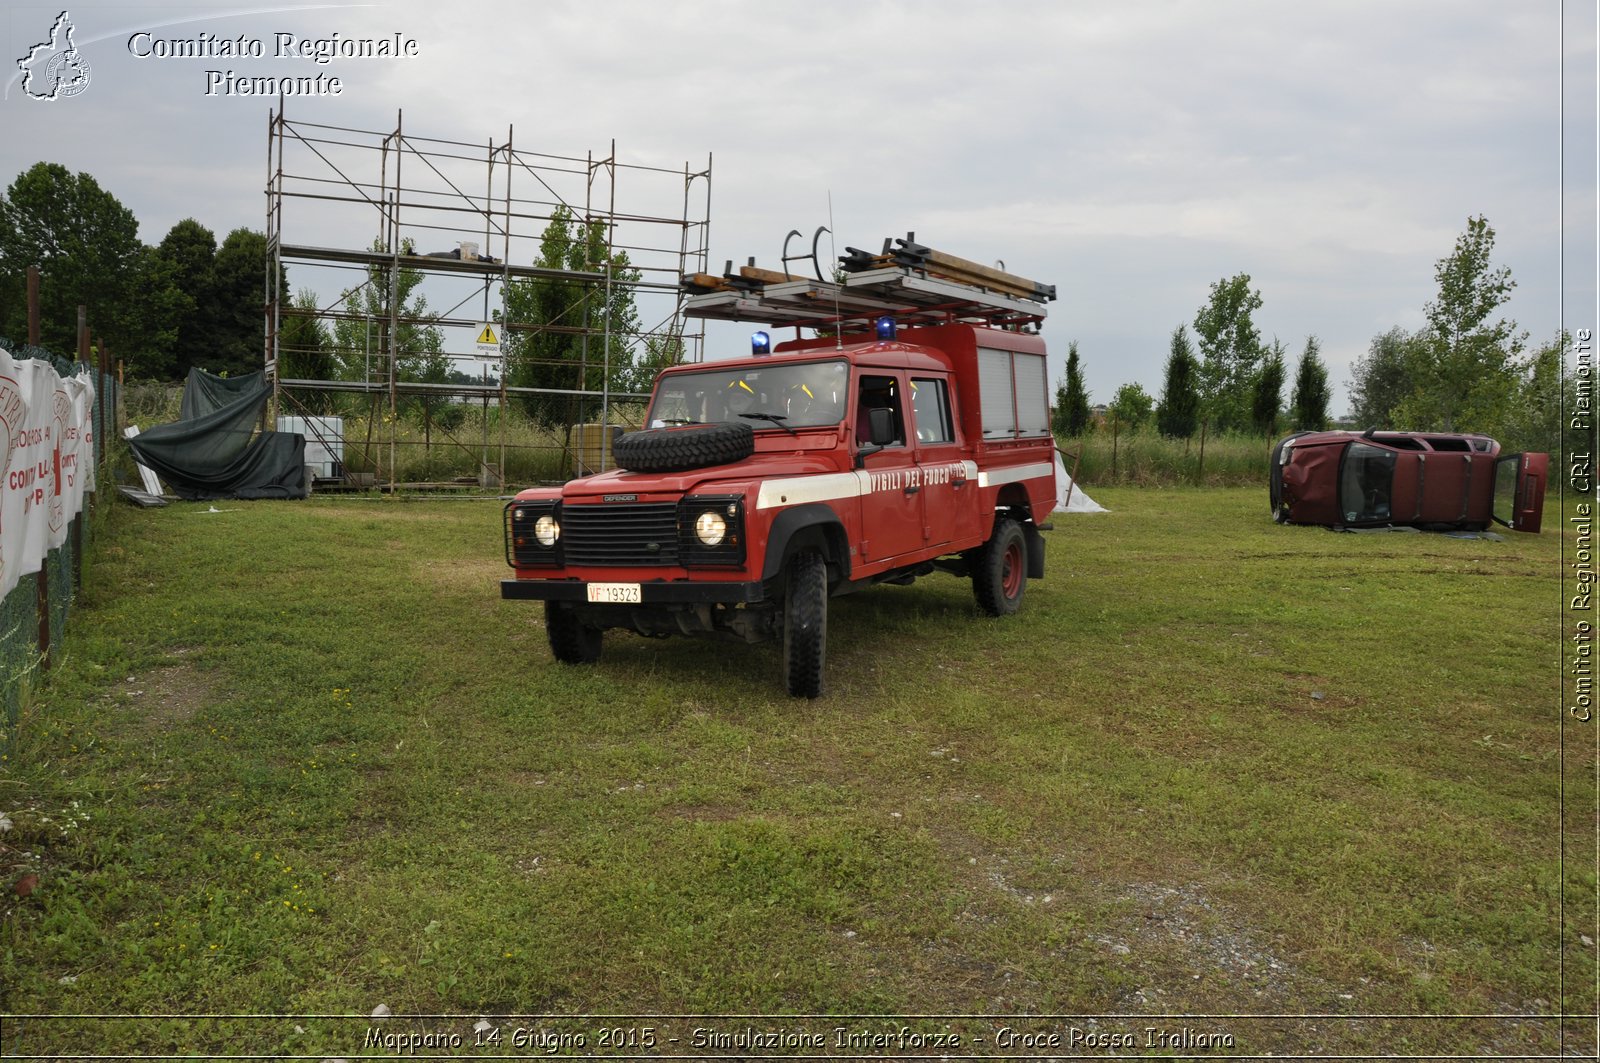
left=853, top=407, right=897, bottom=467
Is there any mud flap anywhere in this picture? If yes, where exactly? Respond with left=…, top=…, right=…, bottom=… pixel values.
left=1023, top=522, right=1046, bottom=579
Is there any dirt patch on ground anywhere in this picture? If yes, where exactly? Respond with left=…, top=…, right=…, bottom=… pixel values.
left=109, top=648, right=219, bottom=735
left=1091, top=880, right=1314, bottom=1009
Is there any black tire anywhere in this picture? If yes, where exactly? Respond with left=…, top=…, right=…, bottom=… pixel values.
left=613, top=422, right=754, bottom=473
left=973, top=518, right=1027, bottom=616
left=782, top=550, right=828, bottom=698
left=545, top=601, right=602, bottom=664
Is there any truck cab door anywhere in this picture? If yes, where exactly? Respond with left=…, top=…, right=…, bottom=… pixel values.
left=1491, top=452, right=1548, bottom=532
left=906, top=375, right=973, bottom=551
left=853, top=374, right=925, bottom=566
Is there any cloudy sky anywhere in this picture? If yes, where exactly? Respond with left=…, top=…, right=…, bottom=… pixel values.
left=2, top=0, right=1595, bottom=412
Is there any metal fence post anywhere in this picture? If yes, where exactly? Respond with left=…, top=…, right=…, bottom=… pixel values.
left=27, top=266, right=40, bottom=346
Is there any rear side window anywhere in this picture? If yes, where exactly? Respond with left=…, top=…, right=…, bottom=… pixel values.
left=1340, top=443, right=1397, bottom=522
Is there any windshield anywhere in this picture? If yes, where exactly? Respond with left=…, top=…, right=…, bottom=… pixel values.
left=1339, top=442, right=1397, bottom=522
left=647, top=359, right=849, bottom=430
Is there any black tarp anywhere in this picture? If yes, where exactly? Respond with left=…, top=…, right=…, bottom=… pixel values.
left=127, top=369, right=308, bottom=501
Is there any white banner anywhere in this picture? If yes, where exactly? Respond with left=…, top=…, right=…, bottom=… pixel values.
left=0, top=347, right=97, bottom=601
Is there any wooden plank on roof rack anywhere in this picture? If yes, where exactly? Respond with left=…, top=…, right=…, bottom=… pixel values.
left=681, top=272, right=733, bottom=293
left=737, top=265, right=799, bottom=285
left=920, top=249, right=1047, bottom=292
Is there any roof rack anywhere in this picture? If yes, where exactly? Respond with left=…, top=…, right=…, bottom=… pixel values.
left=681, top=233, right=1053, bottom=332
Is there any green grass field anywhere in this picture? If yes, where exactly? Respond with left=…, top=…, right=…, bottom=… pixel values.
left=0, top=487, right=1591, bottom=1057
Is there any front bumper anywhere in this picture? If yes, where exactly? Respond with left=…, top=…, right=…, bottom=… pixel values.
left=500, top=578, right=769, bottom=604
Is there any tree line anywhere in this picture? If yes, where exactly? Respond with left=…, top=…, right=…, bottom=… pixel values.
left=0, top=162, right=665, bottom=427
left=1053, top=271, right=1331, bottom=441
left=1054, top=214, right=1562, bottom=455
left=2, top=162, right=1562, bottom=454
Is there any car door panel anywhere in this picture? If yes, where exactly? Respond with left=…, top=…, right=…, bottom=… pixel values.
left=1493, top=452, right=1548, bottom=533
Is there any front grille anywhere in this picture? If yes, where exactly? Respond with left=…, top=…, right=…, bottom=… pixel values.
left=561, top=502, right=680, bottom=566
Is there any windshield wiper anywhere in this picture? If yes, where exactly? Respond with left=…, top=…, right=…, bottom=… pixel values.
left=739, top=412, right=797, bottom=436
left=658, top=417, right=699, bottom=425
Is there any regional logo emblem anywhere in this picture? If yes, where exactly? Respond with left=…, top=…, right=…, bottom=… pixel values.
left=17, top=11, right=92, bottom=101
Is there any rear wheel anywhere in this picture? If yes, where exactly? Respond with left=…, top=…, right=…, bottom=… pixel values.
left=782, top=550, right=828, bottom=698
left=545, top=601, right=602, bottom=664
left=973, top=518, right=1027, bottom=616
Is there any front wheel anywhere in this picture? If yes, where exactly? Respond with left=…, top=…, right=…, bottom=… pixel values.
left=973, top=518, right=1027, bottom=616
left=545, top=601, right=602, bottom=664
left=782, top=550, right=828, bottom=698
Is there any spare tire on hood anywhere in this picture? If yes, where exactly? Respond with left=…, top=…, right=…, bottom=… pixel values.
left=613, top=421, right=755, bottom=473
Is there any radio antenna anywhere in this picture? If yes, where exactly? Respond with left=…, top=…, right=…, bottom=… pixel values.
left=827, top=191, right=842, bottom=349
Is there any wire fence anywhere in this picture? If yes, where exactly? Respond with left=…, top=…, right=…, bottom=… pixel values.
left=0, top=337, right=119, bottom=735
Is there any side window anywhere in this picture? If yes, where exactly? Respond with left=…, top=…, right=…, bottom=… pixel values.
left=855, top=374, right=905, bottom=447
left=909, top=378, right=953, bottom=444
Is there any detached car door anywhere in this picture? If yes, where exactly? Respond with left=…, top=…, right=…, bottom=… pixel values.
left=1491, top=452, right=1549, bottom=533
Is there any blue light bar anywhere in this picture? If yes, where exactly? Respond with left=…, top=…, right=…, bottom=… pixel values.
left=751, top=330, right=772, bottom=355
left=875, top=316, right=897, bottom=340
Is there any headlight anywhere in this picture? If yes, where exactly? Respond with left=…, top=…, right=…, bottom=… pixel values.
left=533, top=514, right=561, bottom=546
left=694, top=511, right=727, bottom=546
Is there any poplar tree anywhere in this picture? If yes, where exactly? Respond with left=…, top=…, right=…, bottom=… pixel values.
left=1156, top=324, right=1200, bottom=438
left=1061, top=341, right=1091, bottom=436
left=1289, top=335, right=1332, bottom=431
left=1251, top=339, right=1287, bottom=436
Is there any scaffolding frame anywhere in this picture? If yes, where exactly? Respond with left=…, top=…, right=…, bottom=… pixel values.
left=264, top=103, right=712, bottom=493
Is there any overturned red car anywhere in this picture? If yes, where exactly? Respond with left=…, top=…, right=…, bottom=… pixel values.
left=1270, top=429, right=1548, bottom=533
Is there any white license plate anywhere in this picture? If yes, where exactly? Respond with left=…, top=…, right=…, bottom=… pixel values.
left=586, top=582, right=641, bottom=604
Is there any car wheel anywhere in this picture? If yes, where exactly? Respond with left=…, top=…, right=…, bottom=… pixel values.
left=782, top=550, right=828, bottom=698
left=545, top=601, right=602, bottom=664
left=973, top=518, right=1027, bottom=617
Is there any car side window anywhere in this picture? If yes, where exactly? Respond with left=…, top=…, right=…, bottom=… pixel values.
left=856, top=375, right=905, bottom=447
left=1340, top=443, right=1396, bottom=522
left=909, top=378, right=953, bottom=444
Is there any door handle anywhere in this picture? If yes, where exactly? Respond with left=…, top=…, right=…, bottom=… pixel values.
left=904, top=485, right=920, bottom=495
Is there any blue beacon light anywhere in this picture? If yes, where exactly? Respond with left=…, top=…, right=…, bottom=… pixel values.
left=875, top=316, right=897, bottom=341
left=751, top=330, right=772, bottom=355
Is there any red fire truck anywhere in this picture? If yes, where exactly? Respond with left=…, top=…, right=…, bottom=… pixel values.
left=502, top=238, right=1062, bottom=697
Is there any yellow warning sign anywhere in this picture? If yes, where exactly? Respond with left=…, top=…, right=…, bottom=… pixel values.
left=474, top=322, right=500, bottom=352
